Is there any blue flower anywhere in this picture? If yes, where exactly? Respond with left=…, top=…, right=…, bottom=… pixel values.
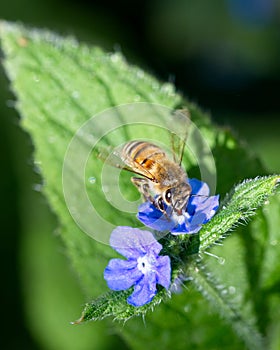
left=104, top=226, right=171, bottom=307
left=137, top=178, right=219, bottom=235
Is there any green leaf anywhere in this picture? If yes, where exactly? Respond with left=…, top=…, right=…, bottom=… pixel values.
left=197, top=175, right=280, bottom=252
left=1, top=21, right=279, bottom=350
left=239, top=192, right=280, bottom=338
left=187, top=263, right=265, bottom=350
left=73, top=288, right=169, bottom=324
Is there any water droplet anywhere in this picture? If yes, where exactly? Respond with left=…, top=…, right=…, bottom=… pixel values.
left=229, top=286, right=236, bottom=294
left=72, top=91, right=80, bottom=99
left=218, top=257, right=225, bottom=265
left=88, top=177, right=96, bottom=184
left=33, top=75, right=40, bottom=83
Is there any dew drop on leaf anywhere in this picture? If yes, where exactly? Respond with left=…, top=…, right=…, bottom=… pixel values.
left=88, top=176, right=96, bottom=184
left=71, top=90, right=80, bottom=99
left=33, top=75, right=40, bottom=83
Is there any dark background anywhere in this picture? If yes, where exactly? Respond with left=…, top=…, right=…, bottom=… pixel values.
left=0, top=0, right=279, bottom=348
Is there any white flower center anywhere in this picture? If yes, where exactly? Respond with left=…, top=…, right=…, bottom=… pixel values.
left=176, top=214, right=185, bottom=225
left=171, top=211, right=190, bottom=225
left=137, top=255, right=154, bottom=274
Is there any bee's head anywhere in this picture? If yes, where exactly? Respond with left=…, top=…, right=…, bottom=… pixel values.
left=156, top=182, right=192, bottom=215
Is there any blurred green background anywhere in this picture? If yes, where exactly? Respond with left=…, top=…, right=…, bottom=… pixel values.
left=0, top=0, right=279, bottom=349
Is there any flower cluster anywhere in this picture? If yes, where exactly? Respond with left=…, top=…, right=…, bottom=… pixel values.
left=104, top=178, right=219, bottom=307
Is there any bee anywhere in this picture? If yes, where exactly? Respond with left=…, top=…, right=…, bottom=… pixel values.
left=100, top=109, right=192, bottom=216
left=119, top=140, right=191, bottom=215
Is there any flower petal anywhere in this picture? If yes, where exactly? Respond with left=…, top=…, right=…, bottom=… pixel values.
left=187, top=179, right=210, bottom=215
left=104, top=258, right=142, bottom=290
left=137, top=202, right=176, bottom=232
left=155, top=255, right=171, bottom=289
left=127, top=272, right=157, bottom=307
left=171, top=222, right=202, bottom=235
left=110, top=226, right=162, bottom=259
left=189, top=178, right=210, bottom=196
left=190, top=195, right=220, bottom=223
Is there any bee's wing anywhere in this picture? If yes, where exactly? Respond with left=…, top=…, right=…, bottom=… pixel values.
left=169, top=108, right=191, bottom=165
left=97, top=145, right=157, bottom=182
left=97, top=145, right=125, bottom=169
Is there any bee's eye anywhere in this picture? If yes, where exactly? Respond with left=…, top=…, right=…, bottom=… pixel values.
left=164, top=189, right=172, bottom=204
left=157, top=197, right=165, bottom=211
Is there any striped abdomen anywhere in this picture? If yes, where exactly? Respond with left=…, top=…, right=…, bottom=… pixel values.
left=121, top=141, right=166, bottom=174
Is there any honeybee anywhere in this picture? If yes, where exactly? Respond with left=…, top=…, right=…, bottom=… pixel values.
left=101, top=109, right=192, bottom=215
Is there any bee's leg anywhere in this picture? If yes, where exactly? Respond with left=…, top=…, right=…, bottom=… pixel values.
left=131, top=177, right=156, bottom=205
